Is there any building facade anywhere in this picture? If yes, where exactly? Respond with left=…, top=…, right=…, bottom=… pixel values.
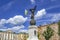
left=0, top=23, right=60, bottom=40
left=0, top=30, right=18, bottom=40
left=0, top=31, right=28, bottom=40
left=17, top=32, right=28, bottom=40
left=38, top=23, right=59, bottom=40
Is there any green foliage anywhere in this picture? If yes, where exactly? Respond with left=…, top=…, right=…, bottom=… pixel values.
left=38, top=32, right=40, bottom=39
left=58, top=21, right=60, bottom=36
left=0, top=30, right=3, bottom=32
left=43, top=26, right=54, bottom=40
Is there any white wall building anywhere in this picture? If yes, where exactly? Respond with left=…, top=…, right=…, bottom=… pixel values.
left=0, top=30, right=18, bottom=40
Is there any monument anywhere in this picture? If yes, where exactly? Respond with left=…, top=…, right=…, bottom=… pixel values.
left=27, top=6, right=38, bottom=40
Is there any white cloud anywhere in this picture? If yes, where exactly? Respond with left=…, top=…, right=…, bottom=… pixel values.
left=46, top=5, right=60, bottom=10
left=36, top=13, right=60, bottom=25
left=0, top=25, right=24, bottom=32
left=30, top=0, right=35, bottom=4
left=0, top=15, right=27, bottom=25
left=7, top=15, right=27, bottom=25
left=0, top=29, right=7, bottom=31
left=0, top=19, right=7, bottom=25
left=35, top=9, right=46, bottom=20
left=7, top=25, right=24, bottom=31
left=19, top=29, right=28, bottom=33
left=0, top=15, right=27, bottom=33
left=51, top=14, right=60, bottom=22
left=0, top=19, right=7, bottom=27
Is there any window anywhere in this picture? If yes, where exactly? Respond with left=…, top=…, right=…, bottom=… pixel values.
left=34, top=30, right=36, bottom=35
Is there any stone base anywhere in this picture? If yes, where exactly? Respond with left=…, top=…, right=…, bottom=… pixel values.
left=27, top=36, right=38, bottom=40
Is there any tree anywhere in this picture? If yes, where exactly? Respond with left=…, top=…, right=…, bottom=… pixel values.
left=38, top=32, right=40, bottom=40
left=58, top=21, right=60, bottom=40
left=43, top=26, right=54, bottom=40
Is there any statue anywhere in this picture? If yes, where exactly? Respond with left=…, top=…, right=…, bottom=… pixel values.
left=29, top=6, right=37, bottom=25
left=27, top=5, right=38, bottom=40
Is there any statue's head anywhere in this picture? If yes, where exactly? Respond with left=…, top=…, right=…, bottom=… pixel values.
left=29, top=5, right=37, bottom=13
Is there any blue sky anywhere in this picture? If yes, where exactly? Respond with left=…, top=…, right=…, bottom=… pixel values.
left=0, top=0, right=60, bottom=33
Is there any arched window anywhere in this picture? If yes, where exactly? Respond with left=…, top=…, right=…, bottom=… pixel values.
left=34, top=30, right=36, bottom=35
